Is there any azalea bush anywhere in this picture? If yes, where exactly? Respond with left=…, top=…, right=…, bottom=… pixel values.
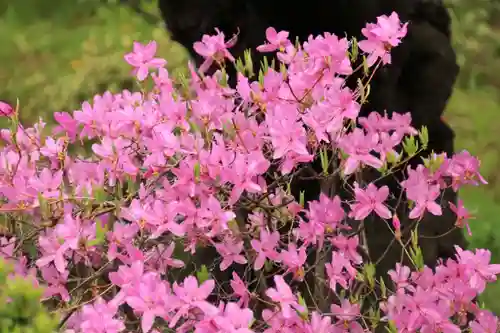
left=0, top=11, right=498, bottom=333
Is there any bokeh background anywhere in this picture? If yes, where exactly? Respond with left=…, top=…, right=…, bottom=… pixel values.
left=1, top=0, right=500, bottom=311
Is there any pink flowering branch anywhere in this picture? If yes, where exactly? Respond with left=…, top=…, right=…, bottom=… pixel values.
left=0, top=11, right=496, bottom=333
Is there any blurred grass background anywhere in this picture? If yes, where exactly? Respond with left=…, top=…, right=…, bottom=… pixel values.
left=1, top=0, right=500, bottom=311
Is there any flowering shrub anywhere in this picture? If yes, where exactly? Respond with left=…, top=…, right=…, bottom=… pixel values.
left=0, top=11, right=498, bottom=333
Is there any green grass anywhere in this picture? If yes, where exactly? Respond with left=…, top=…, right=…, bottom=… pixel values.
left=2, top=0, right=500, bottom=313
left=446, top=88, right=500, bottom=313
left=0, top=1, right=188, bottom=126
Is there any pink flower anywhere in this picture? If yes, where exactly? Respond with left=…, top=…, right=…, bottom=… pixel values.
left=256, top=27, right=292, bottom=53
left=303, top=32, right=353, bottom=76
left=79, top=298, right=125, bottom=333
left=197, top=195, right=237, bottom=236
left=169, top=276, right=218, bottom=328
left=53, top=112, right=78, bottom=142
left=349, top=182, right=392, bottom=220
left=444, top=150, right=488, bottom=190
left=40, top=265, right=70, bottom=302
left=265, top=275, right=304, bottom=318
left=36, top=232, right=68, bottom=274
left=331, top=235, right=362, bottom=265
left=124, top=41, right=167, bottom=81
left=211, top=302, right=255, bottom=333
left=215, top=239, right=247, bottom=271
left=29, top=168, right=63, bottom=199
left=230, top=272, right=251, bottom=307
left=309, top=311, right=335, bottom=333
left=449, top=199, right=474, bottom=236
left=266, top=105, right=310, bottom=161
left=193, top=28, right=237, bottom=73
left=0, top=237, right=15, bottom=259
left=408, top=184, right=443, bottom=220
left=402, top=165, right=443, bottom=220
left=228, top=151, right=270, bottom=204
left=455, top=247, right=500, bottom=293
left=145, top=242, right=185, bottom=273
left=40, top=137, right=65, bottom=159
left=302, top=194, right=345, bottom=246
left=358, top=12, right=408, bottom=66
left=125, top=272, right=170, bottom=333
left=325, top=252, right=357, bottom=290
left=469, top=310, right=499, bottom=333
left=250, top=229, right=280, bottom=270
left=331, top=299, right=363, bottom=333
left=338, top=128, right=383, bottom=175
left=388, top=263, right=411, bottom=290
left=280, top=244, right=307, bottom=280
left=106, top=222, right=139, bottom=261
left=108, top=261, right=144, bottom=306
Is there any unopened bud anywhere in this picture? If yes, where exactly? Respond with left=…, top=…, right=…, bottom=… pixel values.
left=0, top=101, right=14, bottom=117
left=392, top=215, right=401, bottom=241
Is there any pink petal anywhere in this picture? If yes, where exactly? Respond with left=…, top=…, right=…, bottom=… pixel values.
left=375, top=203, right=392, bottom=219
left=141, top=310, right=155, bottom=333
left=426, top=201, right=442, bottom=216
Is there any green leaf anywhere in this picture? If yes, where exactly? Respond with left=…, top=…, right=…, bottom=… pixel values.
left=320, top=147, right=329, bottom=175
left=362, top=55, right=370, bottom=75
left=280, top=62, right=287, bottom=78
left=409, top=230, right=424, bottom=270
left=258, top=69, right=265, bottom=86
left=421, top=156, right=431, bottom=169
left=357, top=79, right=366, bottom=105
left=386, top=320, right=398, bottom=333
left=378, top=160, right=388, bottom=174
left=125, top=175, right=138, bottom=195
left=88, top=220, right=108, bottom=247
left=260, top=56, right=269, bottom=75
left=286, top=180, right=292, bottom=196
left=188, top=119, right=201, bottom=133
left=363, top=262, right=376, bottom=289
left=93, top=185, right=107, bottom=203
left=219, top=67, right=228, bottom=86
left=428, top=151, right=445, bottom=174
left=235, top=58, right=245, bottom=75
left=402, top=136, right=418, bottom=157
left=350, top=37, right=359, bottom=62
left=228, top=219, right=240, bottom=234
left=296, top=293, right=309, bottom=320
left=37, top=193, right=49, bottom=219
left=196, top=265, right=210, bottom=284
left=177, top=72, right=190, bottom=92
left=386, top=151, right=400, bottom=165
left=379, top=277, right=387, bottom=299
left=418, top=126, right=429, bottom=148
left=264, top=259, right=273, bottom=272
left=299, top=191, right=305, bottom=208
left=193, top=161, right=201, bottom=182
left=244, top=49, right=254, bottom=78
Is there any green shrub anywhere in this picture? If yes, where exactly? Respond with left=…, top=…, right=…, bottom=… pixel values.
left=0, top=259, right=58, bottom=333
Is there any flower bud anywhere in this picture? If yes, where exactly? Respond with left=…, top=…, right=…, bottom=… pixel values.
left=0, top=101, right=14, bottom=117
left=392, top=215, right=401, bottom=241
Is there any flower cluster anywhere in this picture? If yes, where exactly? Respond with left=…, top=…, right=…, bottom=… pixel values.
left=0, top=11, right=496, bottom=333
